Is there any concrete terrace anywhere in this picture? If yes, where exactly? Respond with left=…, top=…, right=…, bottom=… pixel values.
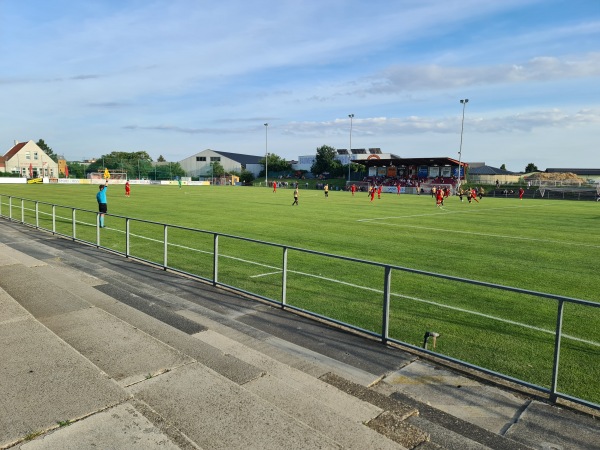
left=0, top=218, right=599, bottom=450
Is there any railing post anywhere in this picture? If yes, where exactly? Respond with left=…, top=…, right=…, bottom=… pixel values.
left=163, top=224, right=168, bottom=270
left=21, top=198, right=25, bottom=223
left=96, top=213, right=100, bottom=246
left=35, top=202, right=39, bottom=228
left=550, top=299, right=565, bottom=403
left=212, top=234, right=219, bottom=286
left=281, top=247, right=288, bottom=307
left=9, top=197, right=12, bottom=220
left=126, top=218, right=130, bottom=257
left=382, top=266, right=392, bottom=344
left=52, top=205, right=56, bottom=233
left=72, top=208, right=76, bottom=240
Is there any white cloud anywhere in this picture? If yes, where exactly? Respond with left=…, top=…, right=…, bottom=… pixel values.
left=1, top=0, right=599, bottom=171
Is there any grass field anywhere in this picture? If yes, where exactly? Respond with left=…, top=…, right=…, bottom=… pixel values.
left=1, top=182, right=599, bottom=406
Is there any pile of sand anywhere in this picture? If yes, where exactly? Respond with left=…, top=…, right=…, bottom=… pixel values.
left=525, top=172, right=587, bottom=183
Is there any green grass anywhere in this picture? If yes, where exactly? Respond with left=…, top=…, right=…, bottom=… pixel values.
left=1, top=183, right=599, bottom=405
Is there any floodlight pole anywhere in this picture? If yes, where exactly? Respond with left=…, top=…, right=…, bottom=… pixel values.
left=264, top=123, right=269, bottom=186
left=458, top=99, right=469, bottom=190
left=348, top=114, right=354, bottom=182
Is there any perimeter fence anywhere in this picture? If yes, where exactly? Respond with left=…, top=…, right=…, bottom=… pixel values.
left=1, top=194, right=599, bottom=411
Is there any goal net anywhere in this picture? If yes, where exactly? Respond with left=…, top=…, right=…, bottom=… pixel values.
left=345, top=181, right=370, bottom=192
left=88, top=171, right=128, bottom=181
left=534, top=186, right=599, bottom=201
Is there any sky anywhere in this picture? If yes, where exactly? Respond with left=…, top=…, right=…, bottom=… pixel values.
left=1, top=0, right=599, bottom=172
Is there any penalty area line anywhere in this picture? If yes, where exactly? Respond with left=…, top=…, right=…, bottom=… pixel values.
left=250, top=270, right=282, bottom=278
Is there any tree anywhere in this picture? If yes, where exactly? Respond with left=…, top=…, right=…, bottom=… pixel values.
left=525, top=163, right=539, bottom=173
left=311, top=145, right=338, bottom=176
left=500, top=164, right=506, bottom=171
left=152, top=162, right=186, bottom=180
left=259, top=153, right=292, bottom=176
left=85, top=151, right=154, bottom=179
left=65, top=162, right=86, bottom=179
left=36, top=139, right=58, bottom=163
left=344, top=162, right=366, bottom=179
left=239, top=169, right=255, bottom=185
left=210, top=161, right=225, bottom=178
left=157, top=155, right=166, bottom=162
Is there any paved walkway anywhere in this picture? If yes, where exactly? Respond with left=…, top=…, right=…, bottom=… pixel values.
left=0, top=219, right=599, bottom=449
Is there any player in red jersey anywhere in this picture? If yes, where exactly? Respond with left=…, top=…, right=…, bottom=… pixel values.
left=436, top=187, right=444, bottom=207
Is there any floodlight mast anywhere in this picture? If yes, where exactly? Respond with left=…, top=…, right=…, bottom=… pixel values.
left=264, top=123, right=268, bottom=186
left=457, top=99, right=469, bottom=191
left=348, top=114, right=354, bottom=181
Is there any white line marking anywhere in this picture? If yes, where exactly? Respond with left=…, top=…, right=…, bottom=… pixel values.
left=357, top=204, right=600, bottom=249
left=251, top=271, right=283, bottom=278
left=36, top=210, right=599, bottom=347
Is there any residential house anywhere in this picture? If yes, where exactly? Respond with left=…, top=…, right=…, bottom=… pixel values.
left=0, top=140, right=59, bottom=178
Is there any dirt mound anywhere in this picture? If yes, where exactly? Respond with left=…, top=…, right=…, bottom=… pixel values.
left=526, top=172, right=587, bottom=183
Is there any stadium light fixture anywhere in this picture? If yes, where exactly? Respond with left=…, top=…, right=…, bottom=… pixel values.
left=458, top=99, right=469, bottom=190
left=264, top=123, right=269, bottom=186
left=348, top=114, right=354, bottom=182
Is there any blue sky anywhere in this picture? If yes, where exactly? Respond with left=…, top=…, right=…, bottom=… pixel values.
left=1, top=0, right=599, bottom=171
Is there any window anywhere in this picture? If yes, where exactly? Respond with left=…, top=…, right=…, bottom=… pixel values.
left=196, top=156, right=206, bottom=161
left=210, top=157, right=220, bottom=162
left=25, top=152, right=31, bottom=160
left=34, top=152, right=39, bottom=160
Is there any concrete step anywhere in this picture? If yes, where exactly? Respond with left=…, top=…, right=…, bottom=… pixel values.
left=0, top=285, right=180, bottom=449
left=194, top=329, right=418, bottom=449
left=3, top=222, right=599, bottom=450
left=0, top=244, right=412, bottom=449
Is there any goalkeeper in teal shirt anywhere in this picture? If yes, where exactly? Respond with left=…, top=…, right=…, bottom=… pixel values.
left=96, top=179, right=109, bottom=228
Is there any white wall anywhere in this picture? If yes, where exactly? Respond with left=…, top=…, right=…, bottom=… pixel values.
left=0, top=177, right=27, bottom=184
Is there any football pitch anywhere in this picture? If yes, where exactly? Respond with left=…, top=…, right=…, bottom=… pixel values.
left=1, top=182, right=599, bottom=406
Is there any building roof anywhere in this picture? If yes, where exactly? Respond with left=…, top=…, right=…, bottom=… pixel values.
left=3, top=142, right=28, bottom=160
left=357, top=156, right=466, bottom=168
left=468, top=165, right=516, bottom=175
left=213, top=151, right=263, bottom=165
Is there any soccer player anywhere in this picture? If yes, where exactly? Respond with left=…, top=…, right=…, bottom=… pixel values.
left=377, top=185, right=382, bottom=199
left=471, top=187, right=479, bottom=203
left=351, top=184, right=356, bottom=196
left=324, top=184, right=329, bottom=197
left=396, top=183, right=401, bottom=195
left=96, top=179, right=109, bottom=228
left=273, top=181, right=277, bottom=193
left=125, top=181, right=130, bottom=197
left=436, top=187, right=444, bottom=207
left=369, top=186, right=376, bottom=202
left=519, top=187, right=525, bottom=200
left=292, top=187, right=299, bottom=205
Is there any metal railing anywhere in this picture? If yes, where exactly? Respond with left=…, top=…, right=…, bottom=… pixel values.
left=1, top=194, right=598, bottom=411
